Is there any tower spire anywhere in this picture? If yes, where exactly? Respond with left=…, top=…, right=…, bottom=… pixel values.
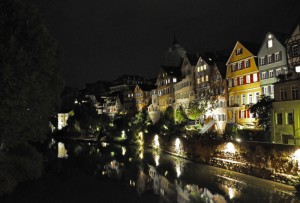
left=173, top=32, right=179, bottom=45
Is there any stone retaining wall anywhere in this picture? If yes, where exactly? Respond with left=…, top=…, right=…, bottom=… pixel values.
left=145, top=134, right=300, bottom=185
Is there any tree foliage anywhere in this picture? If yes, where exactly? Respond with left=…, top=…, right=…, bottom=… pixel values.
left=175, top=106, right=188, bottom=124
left=0, top=0, right=63, bottom=195
left=0, top=0, right=63, bottom=148
left=249, top=95, right=274, bottom=132
left=187, top=99, right=207, bottom=121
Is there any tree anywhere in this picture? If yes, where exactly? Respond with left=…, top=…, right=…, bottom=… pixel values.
left=187, top=99, right=207, bottom=121
left=0, top=0, right=63, bottom=195
left=175, top=106, right=188, bottom=125
left=163, top=106, right=175, bottom=132
left=0, top=0, right=63, bottom=147
left=249, top=95, right=274, bottom=133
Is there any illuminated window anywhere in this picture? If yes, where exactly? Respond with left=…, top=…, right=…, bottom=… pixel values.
left=201, top=76, right=204, bottom=82
left=197, top=78, right=200, bottom=84
left=291, top=85, right=298, bottom=100
left=242, top=94, right=246, bottom=105
left=203, top=64, right=207, bottom=70
left=267, top=39, right=273, bottom=48
left=228, top=79, right=232, bottom=87
left=277, top=113, right=282, bottom=125
left=200, top=66, right=203, bottom=71
left=205, top=75, right=208, bottom=82
left=262, top=72, right=267, bottom=79
left=248, top=94, right=253, bottom=104
left=253, top=73, right=258, bottom=82
left=230, top=96, right=234, bottom=106
left=246, top=75, right=250, bottom=83
left=238, top=62, right=242, bottom=70
left=269, top=70, right=274, bottom=78
left=236, top=48, right=242, bottom=55
left=245, top=60, right=250, bottom=68
left=173, top=78, right=177, bottom=83
left=240, top=77, right=244, bottom=85
left=234, top=78, right=237, bottom=86
left=256, top=92, right=260, bottom=103
left=241, top=110, right=245, bottom=118
left=236, top=95, right=240, bottom=105
left=268, top=55, right=272, bottom=64
left=275, top=52, right=280, bottom=61
left=260, top=57, right=265, bottom=66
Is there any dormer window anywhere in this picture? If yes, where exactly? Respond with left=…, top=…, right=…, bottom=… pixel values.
left=267, top=35, right=273, bottom=48
left=236, top=48, right=242, bottom=55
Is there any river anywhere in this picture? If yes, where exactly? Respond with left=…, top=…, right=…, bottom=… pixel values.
left=49, top=139, right=300, bottom=203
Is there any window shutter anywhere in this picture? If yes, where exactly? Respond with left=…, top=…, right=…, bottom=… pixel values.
left=279, top=51, right=282, bottom=61
left=239, top=110, right=241, bottom=118
left=237, top=78, right=240, bottom=86
left=272, top=53, right=275, bottom=63
left=247, top=110, right=250, bottom=118
left=244, top=75, right=246, bottom=83
left=250, top=74, right=253, bottom=83
left=257, top=73, right=260, bottom=81
left=265, top=55, right=268, bottom=64
left=248, top=59, right=251, bottom=67
left=262, top=87, right=264, bottom=95
left=242, top=61, right=245, bottom=69
left=259, top=58, right=261, bottom=66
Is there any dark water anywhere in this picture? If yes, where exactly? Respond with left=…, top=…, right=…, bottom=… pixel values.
left=50, top=140, right=299, bottom=203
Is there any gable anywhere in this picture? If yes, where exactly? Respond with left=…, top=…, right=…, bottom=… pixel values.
left=258, top=32, right=286, bottom=57
left=286, top=24, right=300, bottom=43
left=226, top=41, right=256, bottom=65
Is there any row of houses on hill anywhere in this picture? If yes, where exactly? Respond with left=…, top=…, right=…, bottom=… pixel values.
left=59, top=22, right=300, bottom=145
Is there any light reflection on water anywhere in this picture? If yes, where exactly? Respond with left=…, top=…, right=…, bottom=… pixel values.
left=53, top=141, right=299, bottom=203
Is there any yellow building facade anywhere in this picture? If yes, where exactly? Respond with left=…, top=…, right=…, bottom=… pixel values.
left=226, top=41, right=261, bottom=128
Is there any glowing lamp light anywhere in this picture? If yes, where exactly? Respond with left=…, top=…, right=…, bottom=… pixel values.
left=224, top=142, right=236, bottom=154
left=176, top=164, right=181, bottom=177
left=228, top=187, right=236, bottom=199
left=58, top=142, right=68, bottom=158
left=121, top=130, right=126, bottom=139
left=154, top=154, right=160, bottom=166
left=236, top=138, right=241, bottom=143
left=153, top=134, right=160, bottom=149
left=122, top=146, right=126, bottom=156
left=292, top=149, right=300, bottom=167
left=296, top=66, right=300, bottom=73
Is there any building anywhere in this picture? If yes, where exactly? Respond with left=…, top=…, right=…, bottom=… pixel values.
left=163, top=34, right=186, bottom=67
left=208, top=56, right=228, bottom=133
left=148, top=89, right=160, bottom=124
left=285, top=22, right=300, bottom=73
left=105, top=92, right=124, bottom=117
left=134, top=84, right=156, bottom=111
left=194, top=54, right=215, bottom=99
left=258, top=32, right=288, bottom=98
left=226, top=41, right=261, bottom=129
left=174, top=54, right=198, bottom=110
left=271, top=79, right=300, bottom=145
left=57, top=110, right=73, bottom=130
left=156, top=66, right=181, bottom=111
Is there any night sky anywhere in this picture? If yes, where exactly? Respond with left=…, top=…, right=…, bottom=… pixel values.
left=31, top=0, right=300, bottom=88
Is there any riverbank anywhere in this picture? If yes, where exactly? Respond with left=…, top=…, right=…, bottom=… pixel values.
left=145, top=134, right=300, bottom=186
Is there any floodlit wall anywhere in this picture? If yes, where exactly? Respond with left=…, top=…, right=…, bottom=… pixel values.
left=145, top=134, right=300, bottom=185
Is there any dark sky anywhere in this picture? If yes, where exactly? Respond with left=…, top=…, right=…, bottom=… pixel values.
left=31, top=0, right=300, bottom=88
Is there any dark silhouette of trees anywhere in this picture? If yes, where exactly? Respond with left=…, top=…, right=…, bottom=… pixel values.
left=0, top=0, right=63, bottom=195
left=249, top=95, right=274, bottom=135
